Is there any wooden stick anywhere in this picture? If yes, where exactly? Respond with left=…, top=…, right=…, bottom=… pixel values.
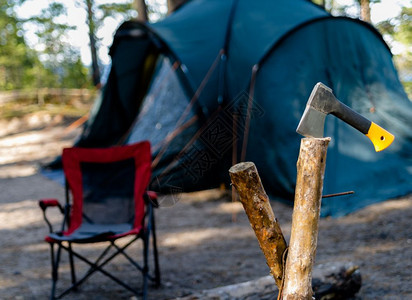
left=282, top=137, right=330, bottom=300
left=229, top=162, right=287, bottom=288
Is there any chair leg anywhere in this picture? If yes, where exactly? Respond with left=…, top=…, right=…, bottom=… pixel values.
left=68, top=242, right=77, bottom=291
left=49, top=243, right=56, bottom=300
left=48, top=233, right=156, bottom=299
left=58, top=241, right=141, bottom=297
left=151, top=211, right=161, bottom=287
left=50, top=242, right=62, bottom=300
left=142, top=229, right=150, bottom=300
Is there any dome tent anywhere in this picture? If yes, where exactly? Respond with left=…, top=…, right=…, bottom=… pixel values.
left=71, top=0, right=412, bottom=217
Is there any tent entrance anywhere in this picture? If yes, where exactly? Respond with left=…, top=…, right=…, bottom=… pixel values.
left=126, top=55, right=201, bottom=158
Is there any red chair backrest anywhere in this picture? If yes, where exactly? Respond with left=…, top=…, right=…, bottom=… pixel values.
left=62, top=141, right=151, bottom=234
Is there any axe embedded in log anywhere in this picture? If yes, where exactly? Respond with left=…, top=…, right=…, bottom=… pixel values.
left=296, top=82, right=394, bottom=151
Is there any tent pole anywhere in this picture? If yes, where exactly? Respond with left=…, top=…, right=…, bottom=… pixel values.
left=231, top=113, right=239, bottom=221
left=240, top=64, right=259, bottom=162
left=151, top=50, right=223, bottom=169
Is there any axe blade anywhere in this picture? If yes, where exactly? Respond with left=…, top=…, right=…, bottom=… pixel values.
left=296, top=104, right=326, bottom=138
left=296, top=82, right=330, bottom=138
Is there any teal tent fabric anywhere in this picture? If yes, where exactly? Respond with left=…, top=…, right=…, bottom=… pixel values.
left=69, top=0, right=411, bottom=216
left=150, top=0, right=234, bottom=115
left=76, top=27, right=160, bottom=147
left=226, top=0, right=328, bottom=99
left=246, top=17, right=412, bottom=216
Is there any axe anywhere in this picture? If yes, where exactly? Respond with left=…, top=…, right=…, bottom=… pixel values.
left=296, top=82, right=394, bottom=151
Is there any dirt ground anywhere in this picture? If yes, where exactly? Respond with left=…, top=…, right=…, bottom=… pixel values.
left=0, top=114, right=411, bottom=300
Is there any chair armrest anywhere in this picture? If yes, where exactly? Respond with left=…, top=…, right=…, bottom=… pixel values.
left=146, top=191, right=158, bottom=200
left=144, top=191, right=159, bottom=208
left=39, top=199, right=64, bottom=213
left=38, top=199, right=65, bottom=233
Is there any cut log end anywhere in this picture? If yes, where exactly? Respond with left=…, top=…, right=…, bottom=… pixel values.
left=301, top=137, right=331, bottom=142
left=229, top=161, right=256, bottom=174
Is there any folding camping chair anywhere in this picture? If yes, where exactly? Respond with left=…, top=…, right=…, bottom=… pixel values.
left=38, top=141, right=160, bottom=299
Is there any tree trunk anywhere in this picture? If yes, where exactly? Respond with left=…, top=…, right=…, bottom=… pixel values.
left=360, top=0, right=371, bottom=22
left=282, top=138, right=330, bottom=300
left=167, top=0, right=188, bottom=14
left=229, top=162, right=287, bottom=288
left=86, top=0, right=101, bottom=87
left=133, top=0, right=148, bottom=22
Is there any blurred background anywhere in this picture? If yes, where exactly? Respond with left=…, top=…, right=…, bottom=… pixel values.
left=1, top=1, right=410, bottom=114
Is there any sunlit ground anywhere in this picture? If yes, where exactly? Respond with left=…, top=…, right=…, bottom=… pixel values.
left=0, top=112, right=82, bottom=178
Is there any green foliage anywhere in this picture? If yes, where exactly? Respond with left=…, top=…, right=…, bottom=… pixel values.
left=27, top=3, right=92, bottom=88
left=376, top=4, right=412, bottom=90
left=402, top=82, right=412, bottom=100
left=75, top=0, right=136, bottom=85
left=62, top=51, right=94, bottom=89
left=0, top=0, right=38, bottom=90
left=393, top=6, right=412, bottom=46
left=98, top=3, right=135, bottom=19
left=376, top=6, right=412, bottom=44
left=0, top=0, right=93, bottom=90
left=2, top=0, right=410, bottom=93
left=0, top=1, right=142, bottom=91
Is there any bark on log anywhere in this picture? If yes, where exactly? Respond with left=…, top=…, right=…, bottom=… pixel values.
left=282, top=137, right=330, bottom=300
left=229, top=162, right=287, bottom=288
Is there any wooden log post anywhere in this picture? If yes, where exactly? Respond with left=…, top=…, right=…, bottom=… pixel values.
left=282, top=137, right=330, bottom=300
left=229, top=162, right=287, bottom=288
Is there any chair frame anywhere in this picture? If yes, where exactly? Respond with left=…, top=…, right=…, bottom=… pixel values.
left=39, top=142, right=160, bottom=299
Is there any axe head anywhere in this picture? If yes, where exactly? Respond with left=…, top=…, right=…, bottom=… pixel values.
left=296, top=82, right=395, bottom=152
left=296, top=83, right=334, bottom=138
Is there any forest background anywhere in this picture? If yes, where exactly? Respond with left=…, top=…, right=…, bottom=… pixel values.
left=0, top=0, right=411, bottom=121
